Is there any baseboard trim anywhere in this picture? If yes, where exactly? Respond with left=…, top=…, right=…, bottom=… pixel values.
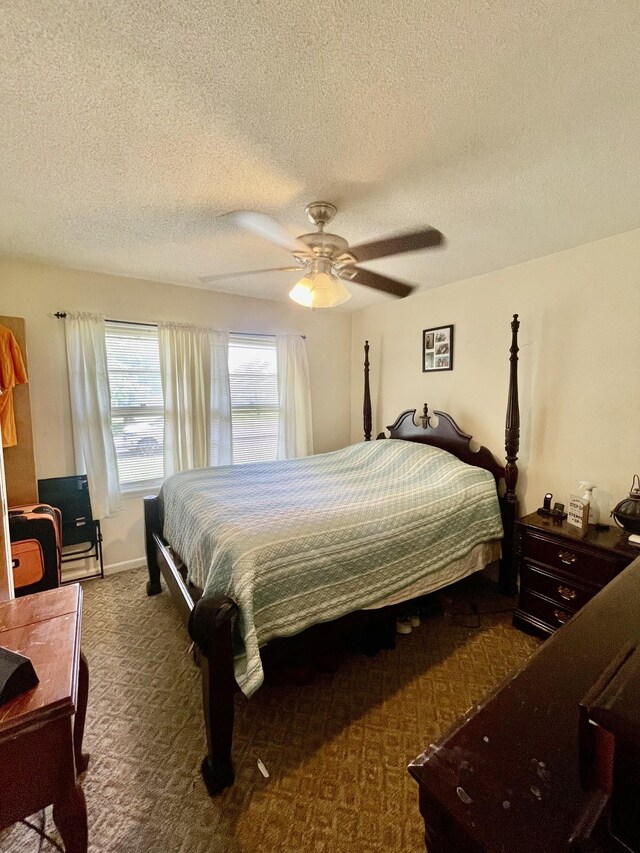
left=61, top=557, right=145, bottom=583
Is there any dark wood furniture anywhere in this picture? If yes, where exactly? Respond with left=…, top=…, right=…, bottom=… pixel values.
left=513, top=512, right=638, bottom=638
left=578, top=640, right=640, bottom=850
left=144, top=314, right=522, bottom=795
left=0, top=584, right=89, bottom=853
left=409, top=555, right=640, bottom=853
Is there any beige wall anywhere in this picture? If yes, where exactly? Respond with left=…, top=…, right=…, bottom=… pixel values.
left=0, top=257, right=352, bottom=571
left=351, top=228, right=640, bottom=525
left=2, top=226, right=639, bottom=575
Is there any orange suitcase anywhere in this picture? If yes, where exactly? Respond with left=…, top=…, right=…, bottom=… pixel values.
left=8, top=503, right=62, bottom=595
left=10, top=539, right=45, bottom=588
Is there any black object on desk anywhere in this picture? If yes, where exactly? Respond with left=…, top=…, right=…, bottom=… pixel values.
left=0, top=646, right=38, bottom=705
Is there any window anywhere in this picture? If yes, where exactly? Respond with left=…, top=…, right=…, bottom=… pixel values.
left=229, top=334, right=278, bottom=464
left=105, top=322, right=164, bottom=488
left=104, top=325, right=279, bottom=486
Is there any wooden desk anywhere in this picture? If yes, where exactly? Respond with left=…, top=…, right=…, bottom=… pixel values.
left=408, top=555, right=640, bottom=853
left=0, top=584, right=89, bottom=853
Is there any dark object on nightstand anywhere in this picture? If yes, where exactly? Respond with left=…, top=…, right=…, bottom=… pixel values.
left=552, top=501, right=567, bottom=519
left=537, top=505, right=568, bottom=520
left=536, top=493, right=567, bottom=520
left=0, top=646, right=38, bottom=705
left=513, top=512, right=638, bottom=638
left=611, top=473, right=640, bottom=535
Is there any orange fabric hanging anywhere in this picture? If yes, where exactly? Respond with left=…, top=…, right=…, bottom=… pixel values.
left=0, top=324, right=28, bottom=447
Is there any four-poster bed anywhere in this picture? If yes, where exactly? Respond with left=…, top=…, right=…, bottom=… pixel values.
left=144, top=314, right=521, bottom=795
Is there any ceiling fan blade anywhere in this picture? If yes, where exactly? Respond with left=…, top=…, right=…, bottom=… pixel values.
left=229, top=211, right=313, bottom=257
left=199, top=266, right=305, bottom=284
left=341, top=267, right=414, bottom=298
left=349, top=228, right=444, bottom=263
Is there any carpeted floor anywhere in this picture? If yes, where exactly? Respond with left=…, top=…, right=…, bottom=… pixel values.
left=1, top=568, right=539, bottom=853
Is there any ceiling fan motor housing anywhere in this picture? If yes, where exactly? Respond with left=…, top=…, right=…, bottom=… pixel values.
left=295, top=231, right=350, bottom=261
left=305, top=201, right=337, bottom=228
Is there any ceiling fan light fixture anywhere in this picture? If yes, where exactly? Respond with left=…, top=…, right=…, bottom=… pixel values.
left=288, top=258, right=352, bottom=309
left=309, top=273, right=352, bottom=308
left=288, top=277, right=315, bottom=307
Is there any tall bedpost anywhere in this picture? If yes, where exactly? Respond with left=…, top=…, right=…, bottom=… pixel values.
left=363, top=340, right=372, bottom=441
left=499, top=314, right=520, bottom=595
left=505, top=314, right=520, bottom=498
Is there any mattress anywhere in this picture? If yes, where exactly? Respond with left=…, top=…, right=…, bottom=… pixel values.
left=367, top=539, right=500, bottom=608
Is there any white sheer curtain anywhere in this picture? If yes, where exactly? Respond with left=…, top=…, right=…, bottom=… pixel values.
left=209, top=329, right=232, bottom=466
left=65, top=312, right=122, bottom=519
left=276, top=334, right=313, bottom=459
left=159, top=323, right=232, bottom=476
left=159, top=323, right=210, bottom=476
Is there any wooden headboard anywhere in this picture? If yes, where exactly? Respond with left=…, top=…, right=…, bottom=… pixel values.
left=376, top=406, right=504, bottom=484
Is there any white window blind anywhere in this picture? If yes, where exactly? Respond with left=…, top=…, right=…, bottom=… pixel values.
left=229, top=334, right=278, bottom=464
left=105, top=322, right=164, bottom=487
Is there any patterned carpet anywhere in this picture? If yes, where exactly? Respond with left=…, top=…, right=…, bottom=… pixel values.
left=1, top=568, right=539, bottom=853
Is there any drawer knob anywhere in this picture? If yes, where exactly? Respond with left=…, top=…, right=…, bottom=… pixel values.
left=553, top=608, right=571, bottom=624
left=557, top=585, right=577, bottom=602
left=558, top=550, right=577, bottom=566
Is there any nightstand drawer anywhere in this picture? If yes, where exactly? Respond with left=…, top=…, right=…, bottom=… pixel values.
left=520, top=563, right=597, bottom=610
left=516, top=589, right=577, bottom=634
left=514, top=513, right=637, bottom=640
left=523, top=531, right=620, bottom=586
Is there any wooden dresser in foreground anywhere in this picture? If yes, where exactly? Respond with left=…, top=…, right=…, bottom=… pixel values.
left=409, top=555, right=640, bottom=852
left=0, top=585, right=89, bottom=853
left=513, top=512, right=638, bottom=638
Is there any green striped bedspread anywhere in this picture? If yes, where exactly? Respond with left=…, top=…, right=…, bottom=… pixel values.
left=160, top=439, right=503, bottom=696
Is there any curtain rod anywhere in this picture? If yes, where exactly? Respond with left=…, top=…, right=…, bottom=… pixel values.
left=53, top=313, right=306, bottom=339
left=54, top=313, right=155, bottom=328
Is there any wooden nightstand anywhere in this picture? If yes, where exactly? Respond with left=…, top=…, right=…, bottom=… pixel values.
left=513, top=512, right=639, bottom=638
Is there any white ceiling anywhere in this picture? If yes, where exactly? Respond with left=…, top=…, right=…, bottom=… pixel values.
left=2, top=1, right=640, bottom=310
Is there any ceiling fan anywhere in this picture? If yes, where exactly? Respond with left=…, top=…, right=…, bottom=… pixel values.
left=199, top=202, right=445, bottom=308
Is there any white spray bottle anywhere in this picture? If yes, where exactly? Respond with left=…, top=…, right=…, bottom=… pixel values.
left=578, top=481, right=599, bottom=527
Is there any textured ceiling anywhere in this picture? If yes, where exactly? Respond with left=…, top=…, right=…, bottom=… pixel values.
left=2, top=1, right=640, bottom=310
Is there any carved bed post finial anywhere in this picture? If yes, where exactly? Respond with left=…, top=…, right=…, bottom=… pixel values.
left=505, top=314, right=520, bottom=501
left=363, top=341, right=372, bottom=441
left=499, top=313, right=521, bottom=596
left=421, top=403, right=431, bottom=430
